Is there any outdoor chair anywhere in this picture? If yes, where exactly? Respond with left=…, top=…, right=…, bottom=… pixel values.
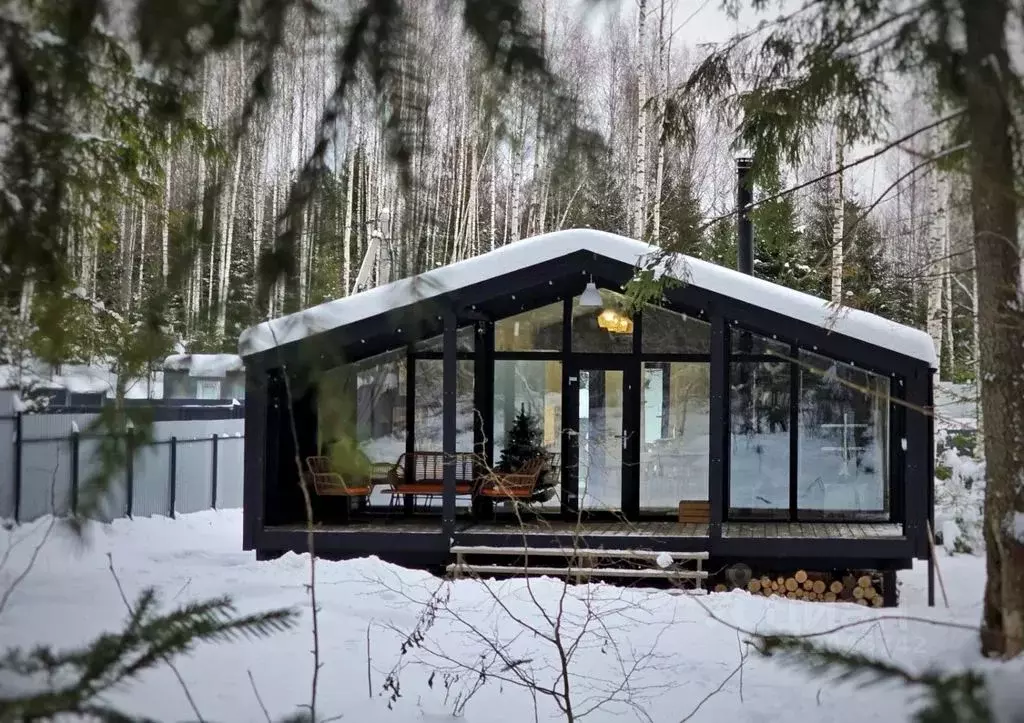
left=304, top=455, right=373, bottom=497
left=475, top=455, right=548, bottom=501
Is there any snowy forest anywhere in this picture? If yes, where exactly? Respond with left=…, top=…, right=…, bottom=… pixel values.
left=1, top=0, right=978, bottom=387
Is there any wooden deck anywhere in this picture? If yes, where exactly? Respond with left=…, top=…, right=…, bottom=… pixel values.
left=278, top=519, right=904, bottom=540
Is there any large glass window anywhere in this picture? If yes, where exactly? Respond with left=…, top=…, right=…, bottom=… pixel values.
left=572, top=289, right=633, bottom=354
left=577, top=368, right=625, bottom=511
left=642, top=306, right=711, bottom=354
left=797, top=351, right=890, bottom=519
left=415, top=326, right=476, bottom=353
left=729, top=358, right=791, bottom=518
left=494, top=359, right=562, bottom=508
left=731, top=328, right=790, bottom=357
left=317, top=349, right=408, bottom=506
left=495, top=301, right=563, bottom=352
left=641, top=363, right=710, bottom=511
left=413, top=359, right=475, bottom=452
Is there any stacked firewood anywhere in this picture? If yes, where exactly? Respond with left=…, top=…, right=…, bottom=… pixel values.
left=714, top=570, right=885, bottom=606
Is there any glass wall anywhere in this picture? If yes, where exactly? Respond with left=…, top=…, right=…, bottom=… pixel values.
left=494, top=359, right=562, bottom=508
left=415, top=326, right=476, bottom=352
left=728, top=358, right=791, bottom=518
left=572, top=290, right=634, bottom=353
left=577, top=368, right=624, bottom=511
left=413, top=359, right=475, bottom=453
left=317, top=349, right=407, bottom=506
left=495, top=302, right=563, bottom=352
left=797, top=351, right=890, bottom=519
left=642, top=305, right=711, bottom=354
left=640, top=362, right=710, bottom=512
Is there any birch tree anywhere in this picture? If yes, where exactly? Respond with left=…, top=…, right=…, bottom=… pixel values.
left=830, top=125, right=844, bottom=303
left=632, top=0, right=649, bottom=240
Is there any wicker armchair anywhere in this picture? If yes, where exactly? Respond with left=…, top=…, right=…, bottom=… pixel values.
left=476, top=456, right=547, bottom=500
left=304, top=456, right=372, bottom=497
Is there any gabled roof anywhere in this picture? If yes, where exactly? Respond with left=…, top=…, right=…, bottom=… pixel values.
left=239, top=228, right=937, bottom=367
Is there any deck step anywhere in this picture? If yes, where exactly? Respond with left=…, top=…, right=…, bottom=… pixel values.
left=445, top=563, right=708, bottom=580
left=449, top=545, right=709, bottom=560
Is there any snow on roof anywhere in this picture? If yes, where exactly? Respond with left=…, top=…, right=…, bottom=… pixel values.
left=239, top=229, right=938, bottom=367
left=164, top=353, right=244, bottom=378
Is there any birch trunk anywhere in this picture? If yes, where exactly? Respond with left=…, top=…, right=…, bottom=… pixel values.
left=651, top=0, right=668, bottom=245
left=490, top=116, right=498, bottom=250
left=633, top=0, right=649, bottom=240
left=926, top=162, right=946, bottom=373
left=216, top=148, right=243, bottom=338
left=830, top=125, right=845, bottom=303
left=972, top=243, right=983, bottom=452
left=120, top=195, right=136, bottom=313
left=207, top=170, right=218, bottom=315
left=942, top=179, right=955, bottom=379
left=136, top=198, right=148, bottom=303
left=161, top=128, right=171, bottom=284
left=509, top=99, right=525, bottom=243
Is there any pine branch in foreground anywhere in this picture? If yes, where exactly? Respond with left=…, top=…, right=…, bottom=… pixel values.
left=755, top=635, right=994, bottom=723
left=0, top=589, right=298, bottom=722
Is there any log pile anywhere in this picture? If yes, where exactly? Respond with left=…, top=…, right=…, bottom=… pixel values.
left=713, top=570, right=886, bottom=606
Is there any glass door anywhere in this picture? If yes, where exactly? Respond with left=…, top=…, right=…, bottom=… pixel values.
left=566, top=362, right=637, bottom=514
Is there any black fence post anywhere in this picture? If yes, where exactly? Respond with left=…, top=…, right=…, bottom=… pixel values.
left=211, top=433, right=219, bottom=510
left=12, top=412, right=22, bottom=523
left=70, top=431, right=80, bottom=516
left=125, top=433, right=135, bottom=519
left=169, top=436, right=177, bottom=519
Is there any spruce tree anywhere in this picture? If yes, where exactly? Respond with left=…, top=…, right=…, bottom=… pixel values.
left=750, top=166, right=820, bottom=293
left=498, top=404, right=545, bottom=474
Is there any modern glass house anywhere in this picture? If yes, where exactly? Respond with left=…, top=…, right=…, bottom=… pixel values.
left=239, top=229, right=936, bottom=596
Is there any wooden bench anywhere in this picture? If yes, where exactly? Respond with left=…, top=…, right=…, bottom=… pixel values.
left=386, top=451, right=479, bottom=509
left=447, top=545, right=709, bottom=589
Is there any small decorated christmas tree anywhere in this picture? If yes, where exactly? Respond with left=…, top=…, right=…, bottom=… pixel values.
left=498, top=404, right=545, bottom=473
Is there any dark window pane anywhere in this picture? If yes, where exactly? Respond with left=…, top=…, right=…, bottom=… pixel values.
left=797, top=350, right=890, bottom=520
left=415, top=326, right=475, bottom=352
left=640, top=363, right=710, bottom=512
left=642, top=305, right=711, bottom=354
left=572, top=289, right=633, bottom=354
left=731, top=328, right=790, bottom=357
left=495, top=301, right=563, bottom=352
left=729, top=361, right=791, bottom=518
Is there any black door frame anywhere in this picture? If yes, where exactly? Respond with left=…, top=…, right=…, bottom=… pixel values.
left=563, top=354, right=641, bottom=521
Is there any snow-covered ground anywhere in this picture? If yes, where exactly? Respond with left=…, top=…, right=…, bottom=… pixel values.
left=1, top=509, right=1020, bottom=722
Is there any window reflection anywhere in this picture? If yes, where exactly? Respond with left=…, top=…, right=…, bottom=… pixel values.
left=495, top=302, right=563, bottom=352
left=642, top=305, right=711, bottom=354
left=494, top=360, right=563, bottom=509
left=641, top=363, right=710, bottom=512
left=798, top=351, right=889, bottom=519
left=729, top=359, right=791, bottom=518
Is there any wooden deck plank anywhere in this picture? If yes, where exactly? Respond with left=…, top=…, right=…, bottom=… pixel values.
left=269, top=520, right=903, bottom=540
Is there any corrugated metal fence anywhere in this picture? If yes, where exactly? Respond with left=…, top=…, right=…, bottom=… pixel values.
left=0, top=412, right=245, bottom=522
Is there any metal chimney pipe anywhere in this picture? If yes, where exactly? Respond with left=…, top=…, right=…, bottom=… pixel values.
left=736, top=155, right=754, bottom=275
